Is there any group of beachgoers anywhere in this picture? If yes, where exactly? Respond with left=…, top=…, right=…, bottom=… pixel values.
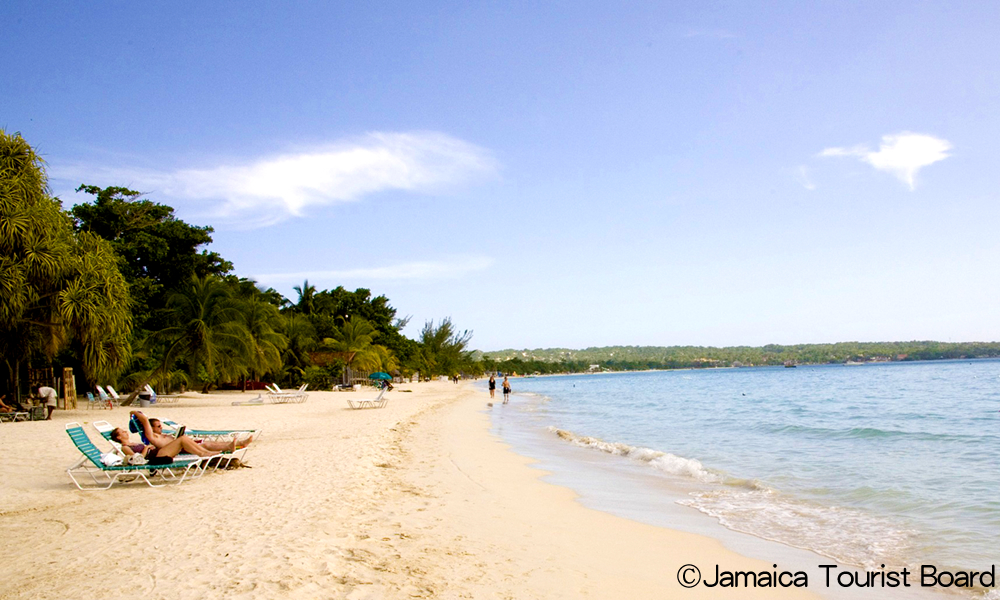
left=110, top=411, right=253, bottom=464
left=0, top=386, right=57, bottom=419
left=488, top=375, right=512, bottom=404
left=0, top=394, right=26, bottom=413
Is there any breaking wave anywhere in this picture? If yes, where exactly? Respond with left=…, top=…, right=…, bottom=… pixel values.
left=545, top=426, right=914, bottom=568
left=546, top=426, right=722, bottom=483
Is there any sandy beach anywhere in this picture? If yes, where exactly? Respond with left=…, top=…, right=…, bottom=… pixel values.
left=0, top=381, right=821, bottom=599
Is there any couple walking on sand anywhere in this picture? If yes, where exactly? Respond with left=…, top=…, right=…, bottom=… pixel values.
left=488, top=375, right=511, bottom=404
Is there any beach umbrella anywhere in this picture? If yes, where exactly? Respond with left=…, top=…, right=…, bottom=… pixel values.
left=368, top=372, right=392, bottom=380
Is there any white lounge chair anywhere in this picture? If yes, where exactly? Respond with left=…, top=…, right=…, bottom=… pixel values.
left=232, top=394, right=264, bottom=406
left=106, top=385, right=127, bottom=405
left=346, top=388, right=388, bottom=410
left=266, top=384, right=307, bottom=403
left=145, top=384, right=180, bottom=404
left=0, top=411, right=30, bottom=422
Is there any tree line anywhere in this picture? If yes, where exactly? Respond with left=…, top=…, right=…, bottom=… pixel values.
left=482, top=340, right=1000, bottom=374
left=0, top=131, right=480, bottom=399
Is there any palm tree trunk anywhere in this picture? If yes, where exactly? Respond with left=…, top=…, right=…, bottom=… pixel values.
left=13, top=357, right=21, bottom=404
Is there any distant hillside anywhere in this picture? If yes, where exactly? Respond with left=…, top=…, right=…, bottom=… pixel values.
left=473, top=341, right=1000, bottom=374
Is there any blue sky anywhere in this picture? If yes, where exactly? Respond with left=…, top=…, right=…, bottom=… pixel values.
left=4, top=2, right=1000, bottom=350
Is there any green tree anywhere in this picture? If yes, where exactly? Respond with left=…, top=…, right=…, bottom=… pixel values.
left=292, top=280, right=316, bottom=315
left=323, top=317, right=385, bottom=372
left=150, top=275, right=249, bottom=393
left=238, top=294, right=287, bottom=387
left=71, top=184, right=232, bottom=330
left=0, top=131, right=132, bottom=393
left=306, top=286, right=417, bottom=369
left=276, top=312, right=316, bottom=383
left=418, top=318, right=473, bottom=377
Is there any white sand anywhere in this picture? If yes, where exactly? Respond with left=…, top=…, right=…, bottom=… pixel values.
left=0, top=382, right=820, bottom=599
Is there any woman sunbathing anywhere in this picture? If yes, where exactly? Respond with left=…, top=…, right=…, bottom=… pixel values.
left=109, top=427, right=230, bottom=462
left=131, top=411, right=252, bottom=452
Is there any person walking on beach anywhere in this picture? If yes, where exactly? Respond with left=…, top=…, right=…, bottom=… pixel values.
left=502, top=376, right=511, bottom=404
left=488, top=375, right=496, bottom=399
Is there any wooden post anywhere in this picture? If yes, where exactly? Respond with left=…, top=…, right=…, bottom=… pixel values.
left=62, top=368, right=77, bottom=410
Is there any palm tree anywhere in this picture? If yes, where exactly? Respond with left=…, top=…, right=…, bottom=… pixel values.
left=292, top=280, right=316, bottom=315
left=278, top=312, right=316, bottom=372
left=239, top=294, right=287, bottom=388
left=150, top=275, right=250, bottom=393
left=323, top=317, right=380, bottom=373
left=368, top=344, right=399, bottom=374
left=0, top=130, right=132, bottom=395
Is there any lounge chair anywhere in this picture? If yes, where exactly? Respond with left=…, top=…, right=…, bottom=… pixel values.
left=93, top=419, right=248, bottom=471
left=95, top=386, right=117, bottom=408
left=266, top=384, right=307, bottom=403
left=85, top=392, right=105, bottom=410
left=0, top=411, right=30, bottom=422
left=106, top=385, right=131, bottom=405
left=65, top=422, right=207, bottom=489
left=294, top=384, right=308, bottom=403
left=346, top=388, right=388, bottom=409
left=232, top=394, right=265, bottom=406
left=145, top=384, right=180, bottom=404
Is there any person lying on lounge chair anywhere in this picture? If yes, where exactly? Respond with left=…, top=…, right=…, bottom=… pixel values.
left=109, top=426, right=227, bottom=462
left=131, top=411, right=253, bottom=452
left=0, top=395, right=30, bottom=413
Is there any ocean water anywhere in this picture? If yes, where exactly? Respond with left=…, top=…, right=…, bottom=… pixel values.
left=488, top=360, right=1000, bottom=577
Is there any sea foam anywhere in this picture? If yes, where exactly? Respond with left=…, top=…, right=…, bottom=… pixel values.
left=546, top=427, right=720, bottom=483
left=546, top=426, right=913, bottom=568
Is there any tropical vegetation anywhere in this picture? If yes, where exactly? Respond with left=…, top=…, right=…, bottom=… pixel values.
left=0, top=131, right=482, bottom=401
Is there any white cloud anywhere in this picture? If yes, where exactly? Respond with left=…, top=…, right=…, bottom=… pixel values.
left=254, top=256, right=494, bottom=285
left=797, top=165, right=816, bottom=190
left=819, top=132, right=952, bottom=190
left=50, top=131, right=497, bottom=227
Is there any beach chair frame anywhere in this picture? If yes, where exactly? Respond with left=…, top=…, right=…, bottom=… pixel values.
left=65, top=423, right=207, bottom=490
left=265, top=384, right=308, bottom=403
left=0, top=411, right=30, bottom=422
left=346, top=388, right=388, bottom=409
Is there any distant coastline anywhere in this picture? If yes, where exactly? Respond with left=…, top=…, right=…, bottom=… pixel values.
left=477, top=340, right=1000, bottom=375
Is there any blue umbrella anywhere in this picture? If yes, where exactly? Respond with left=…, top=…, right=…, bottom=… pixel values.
left=368, top=372, right=392, bottom=380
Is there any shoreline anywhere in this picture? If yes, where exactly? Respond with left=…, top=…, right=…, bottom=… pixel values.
left=396, top=382, right=822, bottom=598
left=0, top=381, right=940, bottom=598
left=487, top=389, right=947, bottom=600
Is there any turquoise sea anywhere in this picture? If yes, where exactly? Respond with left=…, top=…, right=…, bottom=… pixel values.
left=488, top=360, right=999, bottom=588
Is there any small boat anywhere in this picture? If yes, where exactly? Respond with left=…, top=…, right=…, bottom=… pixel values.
left=784, top=361, right=797, bottom=368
